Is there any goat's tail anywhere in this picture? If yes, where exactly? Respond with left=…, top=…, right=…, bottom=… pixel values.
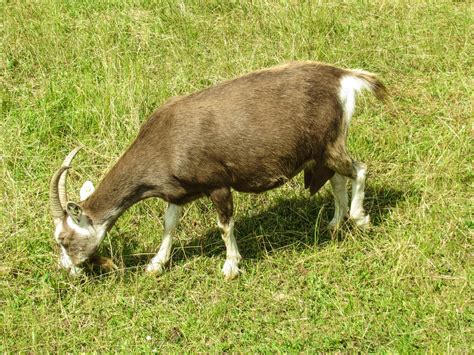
left=348, top=69, right=387, bottom=101
left=338, top=69, right=387, bottom=127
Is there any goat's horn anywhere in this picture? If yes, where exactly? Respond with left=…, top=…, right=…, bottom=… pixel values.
left=50, top=166, right=69, bottom=221
left=58, top=146, right=82, bottom=209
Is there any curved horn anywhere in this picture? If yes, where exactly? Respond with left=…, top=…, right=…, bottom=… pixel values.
left=58, top=146, right=82, bottom=209
left=49, top=166, right=69, bottom=221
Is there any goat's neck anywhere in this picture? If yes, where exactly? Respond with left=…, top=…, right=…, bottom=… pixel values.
left=81, top=158, right=152, bottom=229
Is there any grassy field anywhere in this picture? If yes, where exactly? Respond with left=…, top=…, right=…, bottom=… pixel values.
left=1, top=0, right=472, bottom=352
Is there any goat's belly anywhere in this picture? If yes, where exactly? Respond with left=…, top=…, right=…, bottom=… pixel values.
left=228, top=159, right=311, bottom=193
left=230, top=171, right=295, bottom=193
left=231, top=180, right=287, bottom=193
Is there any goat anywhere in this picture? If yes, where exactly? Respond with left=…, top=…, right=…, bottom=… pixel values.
left=49, top=61, right=386, bottom=278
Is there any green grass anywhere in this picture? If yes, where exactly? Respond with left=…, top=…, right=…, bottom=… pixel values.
left=1, top=0, right=472, bottom=352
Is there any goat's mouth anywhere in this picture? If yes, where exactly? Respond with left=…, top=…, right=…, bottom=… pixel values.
left=59, top=255, right=117, bottom=276
left=57, top=260, right=84, bottom=276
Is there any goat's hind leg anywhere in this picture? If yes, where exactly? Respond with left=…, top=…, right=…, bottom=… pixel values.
left=329, top=173, right=349, bottom=229
left=146, top=203, right=183, bottom=274
left=209, top=187, right=241, bottom=279
left=349, top=161, right=370, bottom=226
left=327, top=152, right=370, bottom=228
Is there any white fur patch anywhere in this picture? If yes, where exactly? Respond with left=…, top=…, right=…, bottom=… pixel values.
left=350, top=164, right=369, bottom=225
left=59, top=245, right=82, bottom=276
left=54, top=223, right=63, bottom=243
left=94, top=223, right=108, bottom=242
left=59, top=246, right=74, bottom=269
left=80, top=180, right=95, bottom=201
left=339, top=74, right=373, bottom=126
left=66, top=216, right=91, bottom=236
left=217, top=217, right=234, bottom=234
left=329, top=173, right=349, bottom=228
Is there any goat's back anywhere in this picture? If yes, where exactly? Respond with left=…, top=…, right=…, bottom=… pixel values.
left=133, top=62, right=346, bottom=196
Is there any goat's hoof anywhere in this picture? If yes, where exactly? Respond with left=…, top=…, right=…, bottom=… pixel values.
left=350, top=214, right=371, bottom=228
left=222, top=259, right=240, bottom=280
left=328, top=220, right=341, bottom=231
left=145, top=262, right=165, bottom=275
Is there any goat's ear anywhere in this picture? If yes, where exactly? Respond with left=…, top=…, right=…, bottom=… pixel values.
left=66, top=202, right=85, bottom=225
left=80, top=180, right=95, bottom=201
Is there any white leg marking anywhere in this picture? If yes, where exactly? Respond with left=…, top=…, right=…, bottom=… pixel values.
left=329, top=173, right=349, bottom=229
left=146, top=204, right=182, bottom=274
left=218, top=217, right=241, bottom=279
left=350, top=163, right=370, bottom=227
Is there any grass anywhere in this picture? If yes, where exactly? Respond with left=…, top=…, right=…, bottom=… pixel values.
left=1, top=0, right=472, bottom=352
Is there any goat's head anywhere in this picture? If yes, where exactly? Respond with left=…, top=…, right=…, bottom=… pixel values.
left=49, top=147, right=102, bottom=275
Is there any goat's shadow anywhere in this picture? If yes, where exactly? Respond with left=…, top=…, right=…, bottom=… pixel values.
left=117, top=185, right=408, bottom=269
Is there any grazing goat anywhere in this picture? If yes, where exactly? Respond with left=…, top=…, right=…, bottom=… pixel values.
left=49, top=61, right=386, bottom=278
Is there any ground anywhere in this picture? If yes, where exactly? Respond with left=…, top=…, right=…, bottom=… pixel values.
left=1, top=1, right=472, bottom=352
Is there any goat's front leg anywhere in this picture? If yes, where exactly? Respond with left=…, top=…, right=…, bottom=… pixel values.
left=209, top=187, right=241, bottom=280
left=145, top=203, right=182, bottom=274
